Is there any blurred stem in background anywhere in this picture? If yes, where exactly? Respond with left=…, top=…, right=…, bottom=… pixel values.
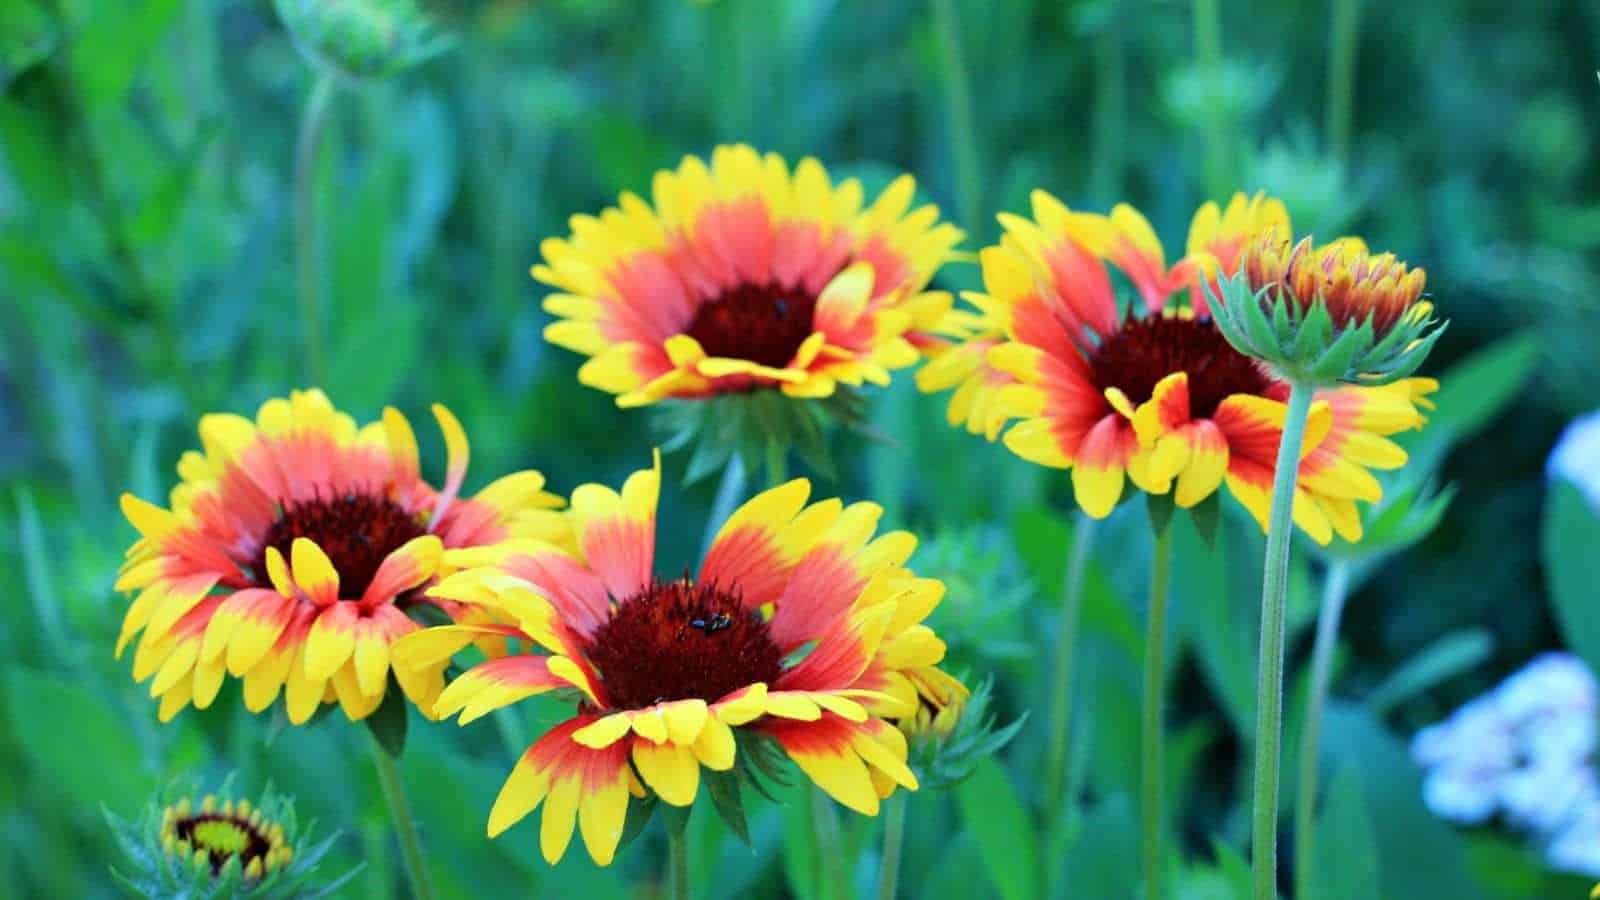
left=1192, top=0, right=1229, bottom=198
left=1088, top=7, right=1127, bottom=206
left=877, top=792, right=908, bottom=900
left=930, top=0, right=982, bottom=234
left=370, top=736, right=436, bottom=900
left=1325, top=0, right=1362, bottom=159
left=701, top=455, right=748, bottom=557
left=1294, top=559, right=1352, bottom=900
left=1250, top=381, right=1316, bottom=900
left=668, top=829, right=689, bottom=900
left=1141, top=526, right=1173, bottom=900
left=1042, top=515, right=1096, bottom=822
left=294, top=71, right=337, bottom=386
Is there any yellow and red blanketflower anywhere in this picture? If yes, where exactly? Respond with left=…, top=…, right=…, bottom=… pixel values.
left=924, top=191, right=1435, bottom=544
left=536, top=143, right=963, bottom=407
left=115, top=389, right=567, bottom=723
left=392, top=453, right=955, bottom=866
left=1243, top=232, right=1431, bottom=339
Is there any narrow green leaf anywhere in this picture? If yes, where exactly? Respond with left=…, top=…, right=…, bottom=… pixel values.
left=955, top=758, right=1038, bottom=900
left=1366, top=628, right=1494, bottom=715
left=1309, top=764, right=1381, bottom=900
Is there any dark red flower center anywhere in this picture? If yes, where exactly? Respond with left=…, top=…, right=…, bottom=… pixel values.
left=250, top=494, right=427, bottom=597
left=1089, top=314, right=1274, bottom=419
left=685, top=281, right=818, bottom=370
left=583, top=578, right=783, bottom=709
left=173, top=812, right=272, bottom=874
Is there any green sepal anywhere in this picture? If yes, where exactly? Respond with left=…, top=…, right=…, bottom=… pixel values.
left=614, top=793, right=658, bottom=853
left=1145, top=491, right=1175, bottom=538
left=364, top=675, right=409, bottom=757
left=652, top=388, right=871, bottom=485
left=1288, top=297, right=1335, bottom=363
left=1307, top=316, right=1374, bottom=383
left=703, top=769, right=752, bottom=846
left=1188, top=491, right=1222, bottom=548
left=658, top=797, right=693, bottom=838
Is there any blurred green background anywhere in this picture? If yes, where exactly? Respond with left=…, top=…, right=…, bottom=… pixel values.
left=1, top=0, right=1596, bottom=897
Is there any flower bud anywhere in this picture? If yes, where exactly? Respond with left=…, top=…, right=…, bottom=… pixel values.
left=275, top=0, right=452, bottom=81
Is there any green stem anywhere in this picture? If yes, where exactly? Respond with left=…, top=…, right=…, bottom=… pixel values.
left=1325, top=0, right=1361, bottom=159
left=700, top=454, right=748, bottom=557
left=877, top=793, right=908, bottom=900
left=1192, top=0, right=1229, bottom=198
left=1293, top=560, right=1352, bottom=900
left=1043, top=515, right=1097, bottom=821
left=370, top=736, right=436, bottom=900
left=1141, top=527, right=1173, bottom=900
left=1250, top=380, right=1316, bottom=900
left=1088, top=10, right=1127, bottom=205
left=764, top=438, right=788, bottom=488
left=294, top=71, right=337, bottom=386
left=668, top=827, right=690, bottom=900
left=811, top=787, right=849, bottom=900
left=930, top=0, right=982, bottom=234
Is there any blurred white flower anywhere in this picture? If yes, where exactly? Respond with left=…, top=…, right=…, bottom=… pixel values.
left=1412, top=652, right=1600, bottom=877
left=1548, top=409, right=1600, bottom=512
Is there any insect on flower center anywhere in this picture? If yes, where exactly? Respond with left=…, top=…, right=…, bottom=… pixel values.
left=173, top=813, right=272, bottom=874
left=1089, top=314, right=1274, bottom=419
left=685, top=281, right=819, bottom=370
left=583, top=578, right=784, bottom=710
left=251, top=494, right=427, bottom=597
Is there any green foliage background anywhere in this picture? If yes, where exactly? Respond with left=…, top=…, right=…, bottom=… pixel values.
left=1, top=0, right=1596, bottom=897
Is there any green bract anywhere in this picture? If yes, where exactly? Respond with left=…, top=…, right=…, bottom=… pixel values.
left=1207, top=271, right=1446, bottom=387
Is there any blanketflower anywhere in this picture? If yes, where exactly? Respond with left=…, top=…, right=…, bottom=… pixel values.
left=1212, top=225, right=1444, bottom=385
left=922, top=191, right=1434, bottom=543
left=536, top=144, right=963, bottom=407
left=115, top=389, right=567, bottom=723
left=393, top=453, right=956, bottom=865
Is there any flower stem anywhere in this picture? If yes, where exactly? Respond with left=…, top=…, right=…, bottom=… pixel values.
left=1192, top=0, right=1229, bottom=198
left=1250, top=379, right=1316, bottom=900
left=369, top=736, right=435, bottom=900
left=1294, top=560, right=1352, bottom=900
left=1088, top=9, right=1126, bottom=205
left=294, top=70, right=337, bottom=386
left=1141, top=526, right=1173, bottom=900
left=1043, top=515, right=1097, bottom=821
left=1325, top=0, right=1361, bottom=159
left=930, top=0, right=982, bottom=234
left=668, top=827, right=690, bottom=900
left=700, top=453, right=748, bottom=558
left=877, top=793, right=908, bottom=900
left=811, top=786, right=849, bottom=900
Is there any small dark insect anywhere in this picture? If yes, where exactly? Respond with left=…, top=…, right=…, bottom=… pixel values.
left=690, top=613, right=735, bottom=634
left=774, top=299, right=788, bottom=317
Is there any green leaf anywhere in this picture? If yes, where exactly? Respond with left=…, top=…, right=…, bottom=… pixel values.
left=1366, top=628, right=1494, bottom=715
left=364, top=678, right=409, bottom=757
left=1545, top=481, right=1600, bottom=673
left=1308, top=764, right=1381, bottom=900
left=69, top=0, right=185, bottom=110
left=658, top=798, right=692, bottom=838
left=1321, top=703, right=1484, bottom=900
left=5, top=668, right=155, bottom=814
left=1057, top=793, right=1137, bottom=898
left=955, top=758, right=1038, bottom=900
left=1401, top=332, right=1539, bottom=473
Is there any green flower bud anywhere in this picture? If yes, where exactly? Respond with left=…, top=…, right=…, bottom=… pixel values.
left=275, top=0, right=452, bottom=81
